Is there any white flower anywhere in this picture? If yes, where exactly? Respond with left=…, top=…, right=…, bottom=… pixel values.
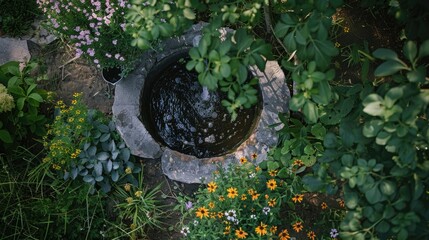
left=180, top=226, right=190, bottom=236
left=225, top=209, right=237, bottom=221
left=250, top=214, right=257, bottom=219
left=193, top=220, right=198, bottom=226
left=262, top=207, right=270, bottom=215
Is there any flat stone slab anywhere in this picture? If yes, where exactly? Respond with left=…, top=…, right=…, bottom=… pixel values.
left=113, top=23, right=290, bottom=183
left=0, top=38, right=31, bottom=65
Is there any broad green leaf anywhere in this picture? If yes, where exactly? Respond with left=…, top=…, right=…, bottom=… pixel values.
left=303, top=101, right=319, bottom=123
left=374, top=60, right=408, bottom=77
left=0, top=129, right=12, bottom=143
left=375, top=131, right=391, bottom=145
left=344, top=191, right=359, bottom=209
left=302, top=175, right=325, bottom=192
left=380, top=180, right=396, bottom=196
left=284, top=32, right=297, bottom=52
left=363, top=102, right=385, bottom=116
left=8, top=85, right=25, bottom=96
left=365, top=184, right=383, bottom=204
left=220, top=64, right=231, bottom=78
left=312, top=81, right=331, bottom=105
left=323, top=132, right=337, bottom=148
left=289, top=94, right=305, bottom=111
left=403, top=41, right=417, bottom=62
left=384, top=87, right=403, bottom=107
left=274, top=21, right=291, bottom=38
left=183, top=8, right=195, bottom=20
left=26, top=83, right=37, bottom=95
left=267, top=161, right=279, bottom=170
left=28, top=93, right=43, bottom=102
left=310, top=123, right=326, bottom=139
left=17, top=97, right=25, bottom=111
left=363, top=120, right=383, bottom=138
left=418, top=39, right=429, bottom=58
left=96, top=152, right=110, bottom=161
left=406, top=66, right=426, bottom=83
left=373, top=48, right=399, bottom=61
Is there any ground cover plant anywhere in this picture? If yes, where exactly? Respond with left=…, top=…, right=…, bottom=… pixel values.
left=1, top=0, right=428, bottom=239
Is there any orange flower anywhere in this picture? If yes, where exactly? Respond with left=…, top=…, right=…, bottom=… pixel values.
left=251, top=192, right=260, bottom=201
left=219, top=195, right=225, bottom=201
left=208, top=202, right=215, bottom=209
left=267, top=179, right=277, bottom=190
left=338, top=199, right=345, bottom=208
left=293, top=159, right=304, bottom=167
left=240, top=157, right=248, bottom=164
left=321, top=202, right=328, bottom=210
left=235, top=227, right=248, bottom=239
left=224, top=225, right=231, bottom=235
left=270, top=226, right=277, bottom=234
left=207, top=181, right=217, bottom=193
left=252, top=153, right=258, bottom=159
left=292, top=221, right=304, bottom=233
left=227, top=187, right=238, bottom=199
left=255, top=222, right=267, bottom=236
left=268, top=169, right=278, bottom=176
left=292, top=194, right=304, bottom=203
left=268, top=198, right=276, bottom=207
left=255, top=166, right=261, bottom=171
left=241, top=194, right=247, bottom=201
left=307, top=230, right=316, bottom=240
left=196, top=207, right=209, bottom=219
left=278, top=229, right=291, bottom=240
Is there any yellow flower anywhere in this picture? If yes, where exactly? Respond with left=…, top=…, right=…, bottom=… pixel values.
left=251, top=153, right=258, bottom=159
left=321, top=202, right=328, bottom=210
left=255, top=222, right=267, bottom=236
left=240, top=157, right=247, bottom=164
left=195, top=206, right=209, bottom=219
left=55, top=116, right=61, bottom=121
left=71, top=99, right=77, bottom=105
left=224, top=225, right=231, bottom=235
left=293, top=159, right=304, bottom=167
left=207, top=181, right=217, bottom=193
left=251, top=192, right=260, bottom=201
left=126, top=197, right=133, bottom=204
left=268, top=198, right=276, bottom=207
left=73, top=92, right=81, bottom=97
left=227, top=187, right=238, bottom=199
left=208, top=202, right=215, bottom=209
left=255, top=166, right=261, bottom=172
left=78, top=118, right=84, bottom=122
left=343, top=26, right=350, bottom=33
left=270, top=226, right=277, bottom=234
left=75, top=110, right=81, bottom=114
left=292, top=194, right=304, bottom=203
left=68, top=117, right=74, bottom=123
left=219, top=195, right=225, bottom=201
left=247, top=189, right=255, bottom=195
left=335, top=42, right=341, bottom=48
left=217, top=212, right=223, bottom=218
left=125, top=167, right=132, bottom=174
left=267, top=179, right=277, bottom=190
left=235, top=227, right=248, bottom=239
left=241, top=194, right=247, bottom=201
left=71, top=153, right=77, bottom=158
left=268, top=169, right=278, bottom=177
left=124, top=183, right=131, bottom=192
left=76, top=125, right=81, bottom=130
left=135, top=191, right=143, bottom=197
left=75, top=149, right=81, bottom=154
left=307, top=231, right=316, bottom=240
left=292, top=221, right=304, bottom=233
left=278, top=229, right=291, bottom=240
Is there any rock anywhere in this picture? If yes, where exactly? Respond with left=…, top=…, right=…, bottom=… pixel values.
left=0, top=38, right=31, bottom=65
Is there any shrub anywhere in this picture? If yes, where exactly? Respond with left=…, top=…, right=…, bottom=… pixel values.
left=37, top=0, right=144, bottom=75
left=42, top=93, right=140, bottom=193
left=0, top=61, right=50, bottom=149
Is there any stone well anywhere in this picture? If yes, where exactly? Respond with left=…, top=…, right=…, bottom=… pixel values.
left=112, top=23, right=290, bottom=183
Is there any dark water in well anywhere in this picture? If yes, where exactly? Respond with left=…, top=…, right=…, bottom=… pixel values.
left=140, top=52, right=261, bottom=158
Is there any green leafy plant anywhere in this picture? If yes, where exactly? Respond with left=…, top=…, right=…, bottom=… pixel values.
left=0, top=61, right=49, bottom=148
left=42, top=93, right=140, bottom=193
left=111, top=170, right=165, bottom=239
